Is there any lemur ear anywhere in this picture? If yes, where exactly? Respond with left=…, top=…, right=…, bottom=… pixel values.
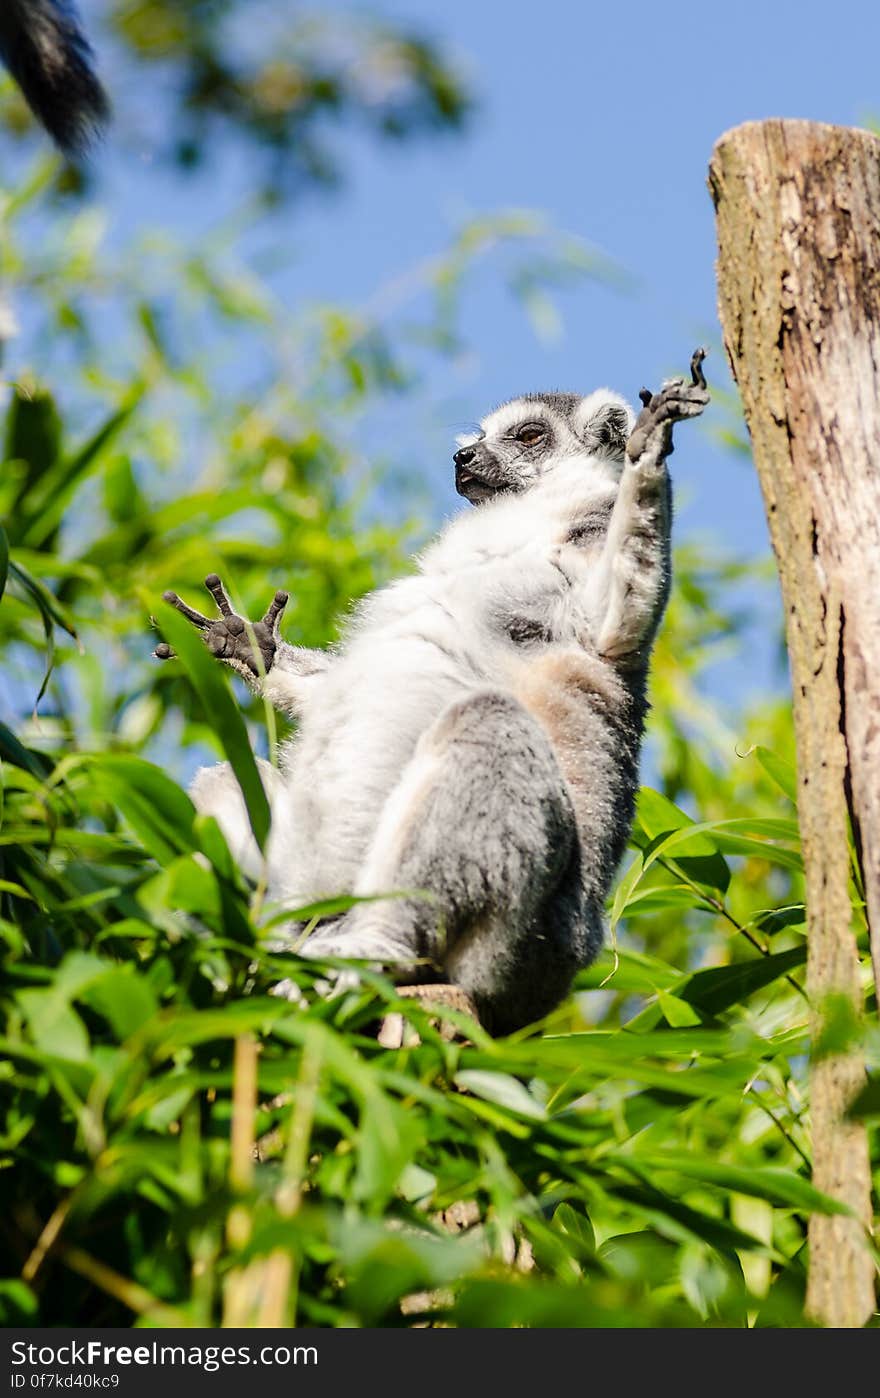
left=575, top=391, right=636, bottom=461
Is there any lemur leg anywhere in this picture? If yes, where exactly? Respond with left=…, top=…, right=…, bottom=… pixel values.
left=300, top=688, right=595, bottom=1034
left=155, top=574, right=331, bottom=718
left=190, top=758, right=284, bottom=882
left=593, top=349, right=709, bottom=664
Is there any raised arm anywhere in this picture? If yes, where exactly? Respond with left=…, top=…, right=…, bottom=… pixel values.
left=155, top=574, right=332, bottom=718
left=591, top=350, right=709, bottom=666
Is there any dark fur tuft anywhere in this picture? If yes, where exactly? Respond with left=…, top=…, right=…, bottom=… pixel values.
left=0, top=0, right=109, bottom=156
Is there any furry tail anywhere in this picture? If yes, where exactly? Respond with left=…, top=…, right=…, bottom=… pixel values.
left=0, top=0, right=109, bottom=155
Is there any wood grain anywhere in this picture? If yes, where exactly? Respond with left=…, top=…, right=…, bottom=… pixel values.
left=710, top=119, right=878, bottom=1327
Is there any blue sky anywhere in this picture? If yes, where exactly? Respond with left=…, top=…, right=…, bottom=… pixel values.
left=80, top=0, right=880, bottom=480
left=291, top=0, right=878, bottom=555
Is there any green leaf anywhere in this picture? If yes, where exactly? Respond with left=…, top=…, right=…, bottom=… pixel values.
left=152, top=999, right=295, bottom=1055
left=677, top=946, right=806, bottom=1016
left=139, top=855, right=222, bottom=920
left=640, top=817, right=802, bottom=878
left=609, top=1179, right=773, bottom=1256
left=813, top=993, right=863, bottom=1059
left=50, top=951, right=115, bottom=999
left=82, top=755, right=197, bottom=865
left=633, top=789, right=731, bottom=898
left=552, top=1203, right=596, bottom=1256
left=3, top=385, right=62, bottom=521
left=709, top=830, right=802, bottom=872
left=628, top=1153, right=850, bottom=1216
left=451, top=1276, right=689, bottom=1328
left=192, top=813, right=237, bottom=881
left=576, top=947, right=679, bottom=995
left=609, top=849, right=647, bottom=930
left=0, top=1279, right=39, bottom=1324
left=454, top=1070, right=547, bottom=1120
left=752, top=745, right=798, bottom=803
left=79, top=967, right=160, bottom=1041
left=16, top=988, right=90, bottom=1062
left=20, top=389, right=144, bottom=549
left=623, top=885, right=717, bottom=916
left=637, top=788, right=719, bottom=854
left=656, top=990, right=702, bottom=1027
left=6, top=557, right=81, bottom=708
left=847, top=1076, right=880, bottom=1120
left=0, top=721, right=50, bottom=777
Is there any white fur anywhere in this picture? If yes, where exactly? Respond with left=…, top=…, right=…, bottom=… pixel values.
left=572, top=389, right=636, bottom=443
left=257, top=426, right=665, bottom=910
left=480, top=400, right=558, bottom=438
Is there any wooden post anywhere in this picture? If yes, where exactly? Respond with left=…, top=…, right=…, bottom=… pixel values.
left=710, top=119, right=877, bottom=1326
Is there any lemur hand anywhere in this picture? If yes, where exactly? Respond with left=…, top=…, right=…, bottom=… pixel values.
left=625, top=348, right=710, bottom=463
left=155, top=574, right=288, bottom=676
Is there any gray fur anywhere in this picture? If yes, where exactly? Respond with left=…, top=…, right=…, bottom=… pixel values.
left=160, top=355, right=709, bottom=1032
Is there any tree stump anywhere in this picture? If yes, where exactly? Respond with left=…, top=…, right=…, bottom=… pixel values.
left=710, top=119, right=878, bottom=1327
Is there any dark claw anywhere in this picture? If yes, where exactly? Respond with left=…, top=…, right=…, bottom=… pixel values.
left=638, top=386, right=653, bottom=407
left=690, top=346, right=708, bottom=390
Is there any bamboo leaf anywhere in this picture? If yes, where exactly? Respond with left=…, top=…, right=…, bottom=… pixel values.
left=626, top=1153, right=850, bottom=1216
left=751, top=745, right=798, bottom=803
left=20, top=390, right=145, bottom=549
left=677, top=946, right=806, bottom=1015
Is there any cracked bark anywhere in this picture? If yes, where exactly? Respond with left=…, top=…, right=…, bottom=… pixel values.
left=710, top=119, right=877, bottom=1328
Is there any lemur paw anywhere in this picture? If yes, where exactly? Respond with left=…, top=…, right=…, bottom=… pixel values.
left=155, top=574, right=289, bottom=676
left=625, top=347, right=709, bottom=463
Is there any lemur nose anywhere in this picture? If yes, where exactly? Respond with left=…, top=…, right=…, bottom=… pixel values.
left=454, top=446, right=476, bottom=467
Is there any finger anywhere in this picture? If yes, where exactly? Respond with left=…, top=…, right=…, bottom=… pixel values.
left=638, top=386, right=653, bottom=407
left=650, top=398, right=705, bottom=425
left=690, top=346, right=708, bottom=389
left=163, top=590, right=211, bottom=628
left=154, top=642, right=175, bottom=660
left=262, top=589, right=289, bottom=632
left=205, top=573, right=234, bottom=618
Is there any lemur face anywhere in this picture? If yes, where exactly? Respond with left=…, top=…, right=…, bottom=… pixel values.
left=453, top=391, right=635, bottom=505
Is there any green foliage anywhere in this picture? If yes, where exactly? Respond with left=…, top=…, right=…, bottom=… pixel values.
left=0, top=692, right=842, bottom=1327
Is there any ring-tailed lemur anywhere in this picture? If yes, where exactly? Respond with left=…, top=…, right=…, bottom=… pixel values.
left=157, top=351, right=709, bottom=1033
left=0, top=0, right=108, bottom=154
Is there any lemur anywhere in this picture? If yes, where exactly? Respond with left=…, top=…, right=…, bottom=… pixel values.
left=157, top=352, right=709, bottom=1033
left=0, top=0, right=108, bottom=154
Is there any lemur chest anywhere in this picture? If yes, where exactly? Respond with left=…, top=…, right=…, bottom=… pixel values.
left=356, top=487, right=615, bottom=661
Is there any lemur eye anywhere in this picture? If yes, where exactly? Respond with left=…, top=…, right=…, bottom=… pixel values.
left=516, top=423, right=546, bottom=446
